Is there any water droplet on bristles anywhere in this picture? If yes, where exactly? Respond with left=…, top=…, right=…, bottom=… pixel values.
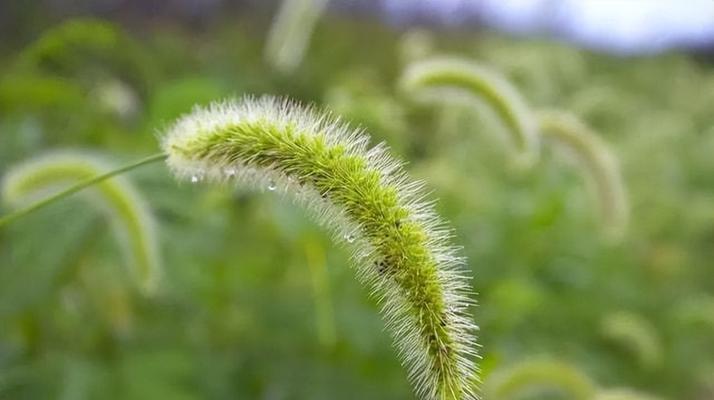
left=191, top=175, right=201, bottom=183
left=344, top=234, right=355, bottom=243
left=225, top=167, right=237, bottom=177
left=268, top=180, right=277, bottom=191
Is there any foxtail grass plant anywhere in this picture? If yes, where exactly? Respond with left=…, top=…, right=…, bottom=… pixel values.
left=265, top=0, right=329, bottom=74
left=400, top=56, right=540, bottom=168
left=600, top=311, right=662, bottom=370
left=400, top=57, right=630, bottom=240
left=162, top=96, right=479, bottom=399
left=483, top=359, right=596, bottom=400
left=0, top=96, right=479, bottom=400
left=538, top=110, right=629, bottom=240
left=1, top=151, right=161, bottom=294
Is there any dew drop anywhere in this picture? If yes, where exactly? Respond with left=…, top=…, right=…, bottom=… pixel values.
left=224, top=167, right=237, bottom=177
left=344, top=234, right=355, bottom=243
left=267, top=180, right=277, bottom=191
left=191, top=175, right=200, bottom=183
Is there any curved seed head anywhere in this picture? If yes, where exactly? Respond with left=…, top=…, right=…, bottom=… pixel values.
left=400, top=56, right=539, bottom=168
left=538, top=110, right=630, bottom=241
left=600, top=311, right=662, bottom=370
left=1, top=151, right=162, bottom=295
left=161, top=96, right=479, bottom=400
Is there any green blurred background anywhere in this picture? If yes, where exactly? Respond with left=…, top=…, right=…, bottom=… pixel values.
left=1, top=1, right=713, bottom=399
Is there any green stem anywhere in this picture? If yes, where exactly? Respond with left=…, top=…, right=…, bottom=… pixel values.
left=0, top=152, right=167, bottom=227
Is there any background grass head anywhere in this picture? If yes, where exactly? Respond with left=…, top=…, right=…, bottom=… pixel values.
left=1, top=151, right=162, bottom=295
left=265, top=0, right=329, bottom=74
left=600, top=311, right=663, bottom=371
left=400, top=56, right=540, bottom=169
left=538, top=110, right=630, bottom=241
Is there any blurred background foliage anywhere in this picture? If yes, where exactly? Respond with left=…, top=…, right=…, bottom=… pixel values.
left=0, top=1, right=713, bottom=399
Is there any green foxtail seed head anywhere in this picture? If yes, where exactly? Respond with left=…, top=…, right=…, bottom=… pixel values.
left=399, top=56, right=539, bottom=168
left=264, top=0, right=329, bottom=74
left=600, top=311, right=662, bottom=370
left=483, top=359, right=596, bottom=400
left=538, top=110, right=629, bottom=241
left=161, top=96, right=479, bottom=400
left=1, top=151, right=161, bottom=294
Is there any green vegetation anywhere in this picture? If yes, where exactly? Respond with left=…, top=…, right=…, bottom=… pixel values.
left=0, top=12, right=712, bottom=400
